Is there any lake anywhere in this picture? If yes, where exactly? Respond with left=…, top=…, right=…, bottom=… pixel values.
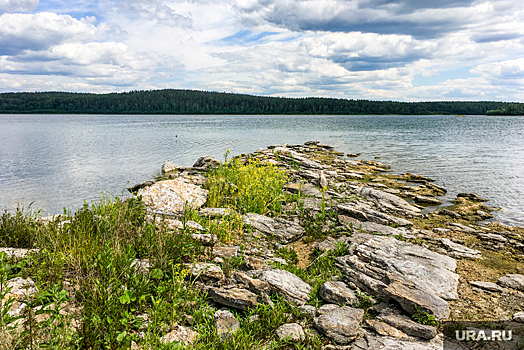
left=1, top=114, right=523, bottom=227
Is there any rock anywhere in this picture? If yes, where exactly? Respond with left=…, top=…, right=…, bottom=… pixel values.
left=164, top=219, right=203, bottom=231
left=319, top=281, right=358, bottom=306
left=316, top=237, right=338, bottom=252
left=160, top=325, right=198, bottom=345
left=318, top=304, right=340, bottom=315
left=208, top=288, right=258, bottom=311
left=5, top=277, right=37, bottom=301
left=344, top=329, right=443, bottom=350
left=457, top=193, right=487, bottom=202
left=299, top=169, right=321, bottom=181
left=127, top=180, right=155, bottom=193
left=380, top=315, right=437, bottom=340
left=365, top=319, right=407, bottom=338
left=478, top=232, right=507, bottom=242
left=273, top=147, right=325, bottom=169
left=449, top=222, right=480, bottom=234
left=319, top=171, right=329, bottom=189
left=214, top=309, right=240, bottom=339
left=497, top=274, right=524, bottom=291
left=193, top=155, right=220, bottom=170
left=213, top=246, right=239, bottom=258
left=0, top=248, right=38, bottom=259
left=440, top=238, right=482, bottom=260
left=340, top=172, right=363, bottom=180
left=234, top=272, right=273, bottom=295
left=138, top=179, right=208, bottom=214
left=438, top=209, right=461, bottom=219
left=244, top=256, right=270, bottom=271
left=199, top=208, right=233, bottom=217
left=337, top=202, right=414, bottom=227
left=298, top=305, right=317, bottom=319
left=255, top=269, right=312, bottom=305
left=243, top=213, right=305, bottom=244
left=414, top=195, right=442, bottom=205
left=353, top=221, right=405, bottom=236
left=469, top=281, right=505, bottom=293
left=432, top=228, right=450, bottom=235
left=476, top=210, right=493, bottom=219
left=162, top=160, right=183, bottom=174
left=188, top=263, right=224, bottom=281
left=402, top=173, right=435, bottom=183
left=514, top=311, right=524, bottom=323
left=284, top=183, right=323, bottom=198
left=313, top=306, right=364, bottom=344
left=359, top=188, right=421, bottom=218
left=191, top=233, right=218, bottom=246
left=336, top=234, right=458, bottom=320
left=275, top=323, right=305, bottom=342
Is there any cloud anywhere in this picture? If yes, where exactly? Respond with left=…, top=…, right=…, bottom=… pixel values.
left=0, top=12, right=110, bottom=55
left=471, top=58, right=524, bottom=86
left=0, top=0, right=38, bottom=14
left=106, top=0, right=193, bottom=27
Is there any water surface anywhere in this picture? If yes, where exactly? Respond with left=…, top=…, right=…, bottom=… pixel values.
left=0, top=114, right=523, bottom=227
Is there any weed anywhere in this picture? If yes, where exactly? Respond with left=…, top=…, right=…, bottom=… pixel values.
left=412, top=305, right=440, bottom=326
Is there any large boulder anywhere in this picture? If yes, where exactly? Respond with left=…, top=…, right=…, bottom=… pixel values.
left=314, top=306, right=364, bottom=344
left=243, top=213, right=305, bottom=244
left=358, top=188, right=421, bottom=218
left=497, top=274, right=524, bottom=291
left=254, top=269, right=311, bottom=305
left=336, top=234, right=459, bottom=320
left=138, top=179, right=208, bottom=214
left=193, top=155, right=220, bottom=170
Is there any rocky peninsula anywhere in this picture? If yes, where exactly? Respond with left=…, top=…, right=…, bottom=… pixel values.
left=1, top=141, right=524, bottom=349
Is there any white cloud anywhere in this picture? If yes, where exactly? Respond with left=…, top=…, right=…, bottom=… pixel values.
left=0, top=0, right=38, bottom=14
left=471, top=58, right=524, bottom=86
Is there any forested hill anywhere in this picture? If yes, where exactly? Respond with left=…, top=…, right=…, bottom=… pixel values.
left=0, top=90, right=520, bottom=115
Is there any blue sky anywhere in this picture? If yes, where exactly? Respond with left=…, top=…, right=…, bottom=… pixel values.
left=0, top=0, right=523, bottom=101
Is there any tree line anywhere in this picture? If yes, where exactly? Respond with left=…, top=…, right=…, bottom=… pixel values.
left=0, top=90, right=522, bottom=115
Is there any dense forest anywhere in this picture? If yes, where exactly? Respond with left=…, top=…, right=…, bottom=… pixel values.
left=0, top=90, right=522, bottom=115
left=486, top=103, right=524, bottom=116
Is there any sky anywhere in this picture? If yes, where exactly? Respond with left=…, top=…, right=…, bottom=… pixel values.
left=0, top=0, right=523, bottom=101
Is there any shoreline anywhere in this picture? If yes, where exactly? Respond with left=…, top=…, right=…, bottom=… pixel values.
left=1, top=140, right=524, bottom=348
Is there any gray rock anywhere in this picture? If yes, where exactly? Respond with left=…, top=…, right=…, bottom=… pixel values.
left=127, top=180, right=155, bottom=193
left=284, top=183, right=322, bottom=198
left=0, top=248, right=38, bottom=259
left=5, top=277, right=37, bottom=301
left=160, top=325, right=198, bottom=345
left=478, top=232, right=507, bottom=242
left=336, top=234, right=458, bottom=320
left=353, top=221, right=405, bottom=236
left=319, top=281, right=358, bottom=306
left=256, top=269, right=312, bottom=305
left=432, top=228, right=450, bottom=235
left=299, top=169, right=321, bottom=181
left=469, top=281, right=505, bottom=292
left=513, top=311, right=524, bottom=323
left=162, top=160, right=183, bottom=174
left=275, top=323, right=305, bottom=342
left=234, top=272, right=273, bottom=295
left=438, top=209, right=461, bottom=219
left=365, top=319, right=407, bottom=338
left=449, top=223, right=480, bottom=234
left=193, top=155, right=220, bottom=170
left=414, top=195, right=442, bottom=205
left=244, top=256, right=270, bottom=271
left=138, top=179, right=208, bottom=214
left=273, top=147, right=325, bottom=169
left=318, top=304, right=340, bottom=315
left=208, top=288, right=258, bottom=311
left=346, top=329, right=443, bottom=350
left=359, top=188, right=421, bottom=218
left=191, top=233, right=218, bottom=246
left=340, top=172, right=363, bottom=180
left=380, top=315, right=438, bottom=340
left=314, top=306, right=364, bottom=344
left=337, top=202, right=414, bottom=227
left=188, top=263, right=224, bottom=281
left=497, top=274, right=524, bottom=291
left=214, top=309, right=240, bottom=339
left=213, top=246, right=239, bottom=258
left=457, top=193, right=487, bottom=202
left=316, top=237, right=338, bottom=252
left=440, top=238, right=482, bottom=260
left=243, top=213, right=305, bottom=244
left=298, top=305, right=316, bottom=319
left=320, top=171, right=329, bottom=189
left=199, top=208, right=233, bottom=217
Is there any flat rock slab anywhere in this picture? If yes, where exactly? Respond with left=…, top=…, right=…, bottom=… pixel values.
left=161, top=325, right=198, bottom=345
left=348, top=330, right=443, bottom=350
left=359, top=188, right=421, bottom=218
left=441, top=238, right=482, bottom=260
left=469, top=281, right=505, bottom=292
left=337, top=202, right=413, bottom=227
left=319, top=281, right=358, bottom=306
left=243, top=213, right=305, bottom=244
left=354, top=221, right=405, bottom=236
left=498, top=274, right=524, bottom=291
left=276, top=323, right=305, bottom=342
left=138, top=179, right=208, bottom=214
left=336, top=234, right=458, bottom=320
left=314, top=306, right=364, bottom=344
left=199, top=208, right=233, bottom=217
left=188, top=263, right=224, bottom=281
left=208, top=288, right=258, bottom=311
left=380, top=315, right=438, bottom=340
left=365, top=319, right=407, bottom=338
left=255, top=269, right=311, bottom=305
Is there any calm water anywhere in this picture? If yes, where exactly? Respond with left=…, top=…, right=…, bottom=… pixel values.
left=1, top=114, right=523, bottom=227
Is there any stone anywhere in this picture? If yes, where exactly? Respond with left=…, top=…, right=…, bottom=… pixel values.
left=337, top=202, right=413, bottom=227
left=414, top=195, right=442, bottom=205
left=199, top=208, right=233, bottom=217
left=340, top=172, right=363, bottom=180
left=449, top=222, right=480, bottom=234
left=478, top=232, right=507, bottom=242
left=138, top=179, right=208, bottom=214
left=318, top=304, right=340, bottom=315
left=208, top=288, right=258, bottom=311
left=5, top=277, right=37, bottom=301
left=313, top=306, right=364, bottom=344
left=188, top=263, right=224, bottom=281
left=273, top=147, right=325, bottom=169
left=191, top=233, right=218, bottom=246
left=365, top=319, right=407, bottom=338
left=402, top=173, right=435, bottom=183
left=457, top=193, right=487, bottom=202
left=359, top=188, right=421, bottom=218
left=243, top=213, right=305, bottom=244
left=469, top=281, right=505, bottom=293
left=380, top=315, right=438, bottom=340
left=316, top=237, right=338, bottom=252
left=0, top=248, right=38, bottom=259
left=164, top=219, right=204, bottom=231
left=284, top=183, right=323, bottom=198
left=513, top=311, right=524, bottom=323
left=319, top=281, right=358, bottom=306
left=299, top=169, right=321, bottom=181
left=193, top=155, right=220, bottom=170
left=336, top=234, right=458, bottom=320
left=497, top=274, right=524, bottom=291
left=440, top=238, right=482, bottom=260
left=275, top=323, right=305, bottom=342
left=162, top=160, right=183, bottom=174
left=160, top=325, right=198, bottom=345
left=298, top=305, right=317, bottom=319
left=353, top=221, right=404, bottom=236
left=213, top=246, right=239, bottom=258
left=438, top=209, right=461, bottom=219
left=255, top=269, right=312, bottom=305
left=127, top=180, right=155, bottom=193
left=244, top=256, right=270, bottom=270
left=319, top=171, right=329, bottom=189
left=347, top=329, right=443, bottom=350
left=476, top=210, right=493, bottom=219
left=214, top=309, right=240, bottom=339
